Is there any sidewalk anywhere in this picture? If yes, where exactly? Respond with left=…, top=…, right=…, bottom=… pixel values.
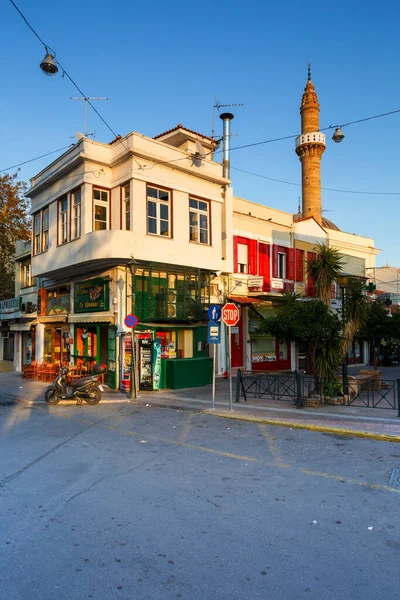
left=1, top=369, right=400, bottom=441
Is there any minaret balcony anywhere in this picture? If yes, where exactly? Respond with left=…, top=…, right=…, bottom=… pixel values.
left=295, top=132, right=326, bottom=149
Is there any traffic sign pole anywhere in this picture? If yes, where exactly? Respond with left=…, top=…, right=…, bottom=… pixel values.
left=228, top=326, right=233, bottom=411
left=212, top=344, right=216, bottom=410
left=124, top=314, right=139, bottom=401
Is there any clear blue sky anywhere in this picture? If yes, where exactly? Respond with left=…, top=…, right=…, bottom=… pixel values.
left=2, top=0, right=399, bottom=266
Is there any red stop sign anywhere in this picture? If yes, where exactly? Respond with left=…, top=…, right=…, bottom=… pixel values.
left=221, top=302, right=240, bottom=326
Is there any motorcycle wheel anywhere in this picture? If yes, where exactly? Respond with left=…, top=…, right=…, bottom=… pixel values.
left=45, top=389, right=61, bottom=405
left=84, top=387, right=102, bottom=405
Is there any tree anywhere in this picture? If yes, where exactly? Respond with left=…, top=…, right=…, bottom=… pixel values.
left=260, top=297, right=343, bottom=380
left=358, top=301, right=391, bottom=367
left=307, top=243, right=345, bottom=305
left=0, top=172, right=30, bottom=300
left=343, top=279, right=369, bottom=356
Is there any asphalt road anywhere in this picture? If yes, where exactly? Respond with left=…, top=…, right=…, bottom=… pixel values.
left=1, top=400, right=399, bottom=600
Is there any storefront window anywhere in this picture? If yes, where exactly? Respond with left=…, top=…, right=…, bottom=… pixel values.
left=252, top=337, right=276, bottom=364
left=44, top=329, right=52, bottom=361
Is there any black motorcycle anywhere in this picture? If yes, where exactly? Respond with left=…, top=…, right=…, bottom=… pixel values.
left=44, top=364, right=107, bottom=405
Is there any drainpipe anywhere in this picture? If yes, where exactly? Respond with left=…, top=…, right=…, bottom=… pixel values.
left=219, top=113, right=234, bottom=180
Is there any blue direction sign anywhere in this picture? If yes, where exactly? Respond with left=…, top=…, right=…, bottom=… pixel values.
left=124, top=313, right=139, bottom=329
left=208, top=304, right=221, bottom=322
left=208, top=321, right=221, bottom=344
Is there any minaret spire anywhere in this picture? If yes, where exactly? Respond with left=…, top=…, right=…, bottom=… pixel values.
left=295, top=66, right=326, bottom=225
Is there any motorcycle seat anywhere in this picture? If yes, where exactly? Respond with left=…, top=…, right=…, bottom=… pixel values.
left=71, top=376, right=98, bottom=388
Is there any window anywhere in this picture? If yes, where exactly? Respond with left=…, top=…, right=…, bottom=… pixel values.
left=72, top=190, right=81, bottom=239
left=122, top=183, right=131, bottom=230
left=237, top=243, right=248, bottom=273
left=147, top=186, right=170, bottom=237
left=58, top=197, right=68, bottom=244
left=21, top=261, right=35, bottom=288
left=34, top=213, right=41, bottom=255
left=93, top=188, right=109, bottom=231
left=42, top=208, right=49, bottom=251
left=189, top=198, right=209, bottom=244
left=278, top=252, right=286, bottom=279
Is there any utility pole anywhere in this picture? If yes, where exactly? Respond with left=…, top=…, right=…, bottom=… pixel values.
left=70, top=97, right=108, bottom=137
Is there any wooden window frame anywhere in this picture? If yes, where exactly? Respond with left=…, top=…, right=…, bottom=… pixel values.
left=189, top=196, right=211, bottom=245
left=71, top=188, right=82, bottom=240
left=33, top=212, right=41, bottom=256
left=121, top=182, right=131, bottom=231
left=58, top=196, right=69, bottom=246
left=146, top=184, right=173, bottom=238
left=93, top=186, right=111, bottom=232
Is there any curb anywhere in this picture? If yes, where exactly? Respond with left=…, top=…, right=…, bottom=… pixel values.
left=129, top=400, right=400, bottom=443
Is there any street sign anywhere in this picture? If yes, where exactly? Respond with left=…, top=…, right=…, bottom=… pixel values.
left=208, top=304, right=222, bottom=322
left=208, top=321, right=221, bottom=344
left=124, top=313, right=139, bottom=329
left=221, top=302, right=240, bottom=326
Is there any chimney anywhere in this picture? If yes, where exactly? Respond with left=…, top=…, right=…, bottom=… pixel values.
left=219, top=113, right=234, bottom=180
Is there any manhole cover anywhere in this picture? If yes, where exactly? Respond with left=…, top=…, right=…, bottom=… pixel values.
left=389, top=468, right=400, bottom=488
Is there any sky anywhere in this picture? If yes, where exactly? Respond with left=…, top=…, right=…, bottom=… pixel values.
left=1, top=0, right=399, bottom=266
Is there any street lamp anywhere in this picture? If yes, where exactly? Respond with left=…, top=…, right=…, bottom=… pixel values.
left=337, top=274, right=350, bottom=397
left=332, top=127, right=345, bottom=143
left=40, top=51, right=58, bottom=76
left=127, top=257, right=139, bottom=400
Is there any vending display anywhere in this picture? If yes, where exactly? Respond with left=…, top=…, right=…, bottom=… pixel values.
left=139, top=338, right=153, bottom=390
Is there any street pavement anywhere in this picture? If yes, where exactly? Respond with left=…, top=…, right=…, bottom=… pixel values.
left=2, top=367, right=400, bottom=440
left=1, top=400, right=400, bottom=600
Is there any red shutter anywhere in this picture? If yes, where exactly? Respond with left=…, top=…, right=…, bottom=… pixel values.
left=248, top=239, right=258, bottom=275
left=295, top=249, right=304, bottom=282
left=307, top=252, right=315, bottom=297
left=287, top=248, right=295, bottom=281
left=258, top=243, right=270, bottom=291
left=233, top=237, right=238, bottom=273
left=272, top=244, right=279, bottom=278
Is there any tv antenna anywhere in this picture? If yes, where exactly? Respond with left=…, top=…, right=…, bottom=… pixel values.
left=211, top=97, right=244, bottom=141
left=70, top=97, right=108, bottom=137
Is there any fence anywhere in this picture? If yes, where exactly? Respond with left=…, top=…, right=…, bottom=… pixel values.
left=235, top=369, right=400, bottom=416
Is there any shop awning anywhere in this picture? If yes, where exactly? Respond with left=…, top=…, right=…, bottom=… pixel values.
left=38, top=315, right=68, bottom=323
left=10, top=322, right=36, bottom=332
left=228, top=295, right=260, bottom=305
left=68, top=314, right=114, bottom=324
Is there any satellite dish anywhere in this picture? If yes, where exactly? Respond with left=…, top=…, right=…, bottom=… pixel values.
left=195, top=139, right=207, bottom=158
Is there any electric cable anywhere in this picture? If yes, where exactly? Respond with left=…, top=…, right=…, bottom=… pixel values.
left=0, top=144, right=74, bottom=172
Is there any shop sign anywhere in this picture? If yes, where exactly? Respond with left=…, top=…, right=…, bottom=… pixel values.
left=47, top=294, right=70, bottom=316
left=74, top=278, right=110, bottom=313
left=247, top=277, right=263, bottom=292
left=0, top=297, right=21, bottom=314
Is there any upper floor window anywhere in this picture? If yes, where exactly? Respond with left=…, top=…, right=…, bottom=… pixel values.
left=93, top=188, right=109, bottom=231
left=20, top=260, right=35, bottom=288
left=71, top=190, right=81, bottom=240
left=42, top=207, right=49, bottom=252
left=278, top=252, right=286, bottom=279
left=147, top=186, right=170, bottom=237
left=34, top=213, right=41, bottom=255
left=122, top=183, right=131, bottom=230
left=58, top=197, right=68, bottom=244
left=237, top=243, right=248, bottom=273
left=189, top=198, right=209, bottom=244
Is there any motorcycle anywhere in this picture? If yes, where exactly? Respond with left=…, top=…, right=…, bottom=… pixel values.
left=44, top=364, right=107, bottom=405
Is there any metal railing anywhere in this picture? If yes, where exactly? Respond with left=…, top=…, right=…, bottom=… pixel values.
left=235, top=369, right=400, bottom=416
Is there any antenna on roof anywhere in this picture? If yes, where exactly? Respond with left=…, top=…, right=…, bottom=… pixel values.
left=70, top=97, right=108, bottom=137
left=211, top=97, right=244, bottom=141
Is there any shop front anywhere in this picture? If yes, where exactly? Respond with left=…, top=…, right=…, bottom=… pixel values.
left=71, top=277, right=117, bottom=388
left=38, top=286, right=71, bottom=364
left=121, top=324, right=212, bottom=391
left=248, top=306, right=291, bottom=371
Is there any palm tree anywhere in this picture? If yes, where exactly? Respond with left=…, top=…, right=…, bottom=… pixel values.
left=343, top=279, right=369, bottom=355
left=307, top=244, right=345, bottom=305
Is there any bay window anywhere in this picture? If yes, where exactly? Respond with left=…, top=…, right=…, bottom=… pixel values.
left=58, top=197, right=68, bottom=244
left=122, top=183, right=131, bottom=230
left=93, top=188, right=109, bottom=231
left=72, top=190, right=81, bottom=239
left=147, top=186, right=170, bottom=237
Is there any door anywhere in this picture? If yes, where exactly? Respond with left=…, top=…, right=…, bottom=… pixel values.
left=231, top=315, right=243, bottom=368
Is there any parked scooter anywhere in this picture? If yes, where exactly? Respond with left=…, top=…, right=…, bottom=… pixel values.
left=45, top=364, right=107, bottom=405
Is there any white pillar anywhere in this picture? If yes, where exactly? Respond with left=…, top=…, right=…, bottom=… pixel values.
left=14, top=332, right=22, bottom=372
left=291, top=341, right=297, bottom=371
left=36, top=322, right=45, bottom=363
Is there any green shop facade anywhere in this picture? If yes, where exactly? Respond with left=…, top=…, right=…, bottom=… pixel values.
left=124, top=262, right=214, bottom=390
left=71, top=276, right=118, bottom=389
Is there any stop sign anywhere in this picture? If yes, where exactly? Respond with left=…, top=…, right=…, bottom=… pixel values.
left=221, top=302, right=240, bottom=326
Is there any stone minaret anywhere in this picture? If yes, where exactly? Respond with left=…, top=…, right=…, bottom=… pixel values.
left=295, top=64, right=326, bottom=225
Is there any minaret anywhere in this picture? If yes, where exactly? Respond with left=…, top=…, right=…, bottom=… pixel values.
left=295, top=64, right=326, bottom=225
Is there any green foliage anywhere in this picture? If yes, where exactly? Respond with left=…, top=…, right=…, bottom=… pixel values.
left=306, top=243, right=345, bottom=305
left=359, top=301, right=391, bottom=343
left=343, top=279, right=369, bottom=355
left=0, top=172, right=30, bottom=300
left=260, top=298, right=342, bottom=378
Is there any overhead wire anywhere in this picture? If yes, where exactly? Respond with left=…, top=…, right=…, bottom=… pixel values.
left=8, top=0, right=143, bottom=170
left=0, top=144, right=74, bottom=173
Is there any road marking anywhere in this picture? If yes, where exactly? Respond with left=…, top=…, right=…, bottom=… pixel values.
left=299, top=468, right=400, bottom=495
left=258, top=424, right=290, bottom=468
